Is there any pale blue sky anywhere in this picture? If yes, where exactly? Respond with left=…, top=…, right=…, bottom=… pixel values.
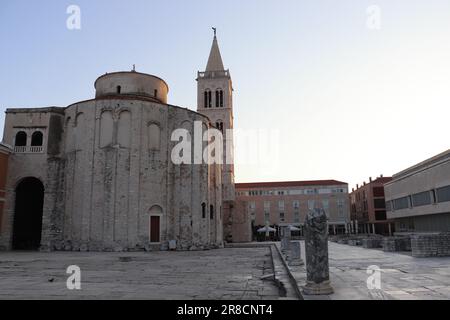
left=1, top=0, right=450, bottom=188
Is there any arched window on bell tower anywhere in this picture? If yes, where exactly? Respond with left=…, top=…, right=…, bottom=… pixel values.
left=204, top=90, right=212, bottom=108
left=219, top=90, right=224, bottom=107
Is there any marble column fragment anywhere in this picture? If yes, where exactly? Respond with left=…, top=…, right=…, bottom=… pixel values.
left=303, top=208, right=334, bottom=295
left=288, top=240, right=304, bottom=266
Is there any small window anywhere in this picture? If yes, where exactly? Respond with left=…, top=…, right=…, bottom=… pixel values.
left=210, top=205, right=214, bottom=220
left=117, top=86, right=121, bottom=94
left=202, top=203, right=206, bottom=219
left=154, top=89, right=158, bottom=97
left=15, top=131, right=27, bottom=146
left=220, top=90, right=224, bottom=107
left=31, top=131, right=43, bottom=146
left=215, top=90, right=220, bottom=108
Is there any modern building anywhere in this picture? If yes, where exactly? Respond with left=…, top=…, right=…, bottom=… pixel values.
left=236, top=180, right=351, bottom=238
left=385, top=149, right=450, bottom=233
left=349, top=176, right=394, bottom=235
left=0, top=143, right=11, bottom=237
left=0, top=34, right=233, bottom=252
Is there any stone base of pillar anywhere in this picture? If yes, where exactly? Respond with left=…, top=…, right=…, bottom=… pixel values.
left=302, top=280, right=334, bottom=295
left=287, top=258, right=304, bottom=266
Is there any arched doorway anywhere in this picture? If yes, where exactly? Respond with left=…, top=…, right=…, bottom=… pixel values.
left=149, top=205, right=163, bottom=243
left=12, top=177, right=45, bottom=250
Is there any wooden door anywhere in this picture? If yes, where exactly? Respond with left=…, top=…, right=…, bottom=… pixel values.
left=150, top=216, right=160, bottom=243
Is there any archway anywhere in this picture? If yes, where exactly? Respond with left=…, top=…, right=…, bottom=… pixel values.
left=12, top=177, right=45, bottom=250
left=149, top=205, right=163, bottom=243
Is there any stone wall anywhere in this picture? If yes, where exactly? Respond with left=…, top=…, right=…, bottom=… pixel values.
left=382, top=236, right=411, bottom=252
left=411, top=233, right=450, bottom=257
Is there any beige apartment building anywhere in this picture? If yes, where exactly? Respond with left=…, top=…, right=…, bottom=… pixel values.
left=236, top=180, right=351, bottom=238
left=385, top=149, right=450, bottom=233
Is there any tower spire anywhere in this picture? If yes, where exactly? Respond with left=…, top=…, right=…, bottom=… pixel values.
left=205, top=29, right=225, bottom=72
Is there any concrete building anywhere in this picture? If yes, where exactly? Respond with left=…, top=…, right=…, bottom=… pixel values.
left=0, top=35, right=231, bottom=252
left=349, top=176, right=394, bottom=235
left=235, top=180, right=351, bottom=239
left=0, top=143, right=11, bottom=236
left=385, top=149, right=450, bottom=233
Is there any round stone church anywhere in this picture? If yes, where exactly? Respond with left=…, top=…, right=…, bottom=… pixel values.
left=0, top=35, right=236, bottom=251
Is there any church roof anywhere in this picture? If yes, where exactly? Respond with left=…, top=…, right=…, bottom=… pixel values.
left=206, top=36, right=225, bottom=72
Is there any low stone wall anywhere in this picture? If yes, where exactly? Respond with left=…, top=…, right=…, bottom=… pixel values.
left=362, top=238, right=382, bottom=249
left=411, top=233, right=450, bottom=258
left=382, top=237, right=411, bottom=252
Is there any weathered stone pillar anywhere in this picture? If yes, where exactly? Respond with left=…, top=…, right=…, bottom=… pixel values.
left=288, top=240, right=304, bottom=266
left=303, top=208, right=334, bottom=295
left=280, top=226, right=291, bottom=252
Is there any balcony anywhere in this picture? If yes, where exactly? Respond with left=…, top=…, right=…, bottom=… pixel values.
left=14, top=146, right=43, bottom=153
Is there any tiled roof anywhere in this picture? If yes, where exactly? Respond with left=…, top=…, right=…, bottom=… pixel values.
left=235, top=180, right=348, bottom=189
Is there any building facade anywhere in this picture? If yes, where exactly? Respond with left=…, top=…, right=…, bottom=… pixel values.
left=0, top=36, right=230, bottom=251
left=0, top=143, right=11, bottom=237
left=236, top=180, right=351, bottom=238
left=349, top=176, right=394, bottom=235
left=385, top=149, right=450, bottom=233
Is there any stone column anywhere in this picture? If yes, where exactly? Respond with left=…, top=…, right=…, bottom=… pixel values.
left=303, top=208, right=334, bottom=295
left=280, top=226, right=291, bottom=252
left=288, top=240, right=304, bottom=266
left=388, top=223, right=392, bottom=236
left=372, top=223, right=376, bottom=235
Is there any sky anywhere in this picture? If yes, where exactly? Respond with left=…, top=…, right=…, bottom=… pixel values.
left=1, top=0, right=450, bottom=189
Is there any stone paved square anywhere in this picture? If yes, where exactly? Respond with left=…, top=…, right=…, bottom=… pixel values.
left=0, top=247, right=287, bottom=300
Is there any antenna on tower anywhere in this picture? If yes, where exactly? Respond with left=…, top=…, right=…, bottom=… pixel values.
left=212, top=27, right=217, bottom=37
left=132, top=64, right=136, bottom=72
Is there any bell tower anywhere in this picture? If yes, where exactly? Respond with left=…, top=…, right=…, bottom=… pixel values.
left=197, top=29, right=235, bottom=205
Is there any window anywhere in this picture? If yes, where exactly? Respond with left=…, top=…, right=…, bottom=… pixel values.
left=279, top=212, right=285, bottom=223
left=117, top=86, right=121, bottom=94
left=215, top=90, right=220, bottom=108
left=293, top=200, right=299, bottom=209
left=31, top=131, right=43, bottom=146
left=154, top=89, right=158, bottom=97
left=249, top=201, right=256, bottom=211
left=375, top=211, right=387, bottom=221
left=307, top=200, right=315, bottom=210
left=264, top=212, right=270, bottom=223
left=293, top=211, right=300, bottom=223
left=202, top=203, right=206, bottom=219
left=219, top=90, right=224, bottom=107
left=386, top=201, right=392, bottom=212
left=215, top=122, right=224, bottom=133
left=437, top=185, right=450, bottom=203
left=264, top=201, right=270, bottom=211
left=210, top=205, right=214, bottom=220
left=278, top=201, right=284, bottom=211
left=374, top=198, right=386, bottom=209
left=393, top=197, right=409, bottom=210
left=204, top=90, right=212, bottom=108
left=373, top=187, right=385, bottom=197
left=412, top=191, right=432, bottom=207
left=337, top=199, right=345, bottom=217
left=15, top=131, right=27, bottom=146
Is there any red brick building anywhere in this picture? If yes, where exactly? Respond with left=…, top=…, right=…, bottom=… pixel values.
left=236, top=180, right=350, bottom=239
left=0, top=143, right=11, bottom=235
left=349, top=176, right=394, bottom=235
